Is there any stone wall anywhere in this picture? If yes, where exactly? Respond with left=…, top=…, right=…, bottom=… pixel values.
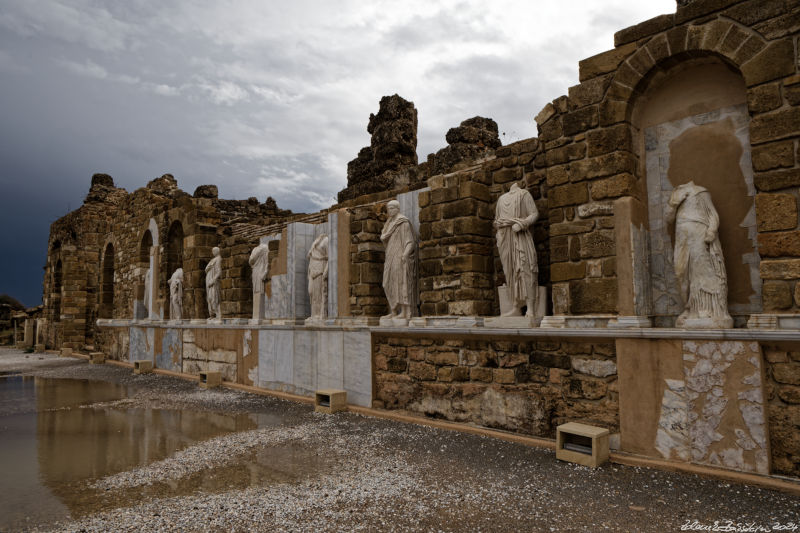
left=373, top=334, right=618, bottom=437
left=762, top=344, right=800, bottom=477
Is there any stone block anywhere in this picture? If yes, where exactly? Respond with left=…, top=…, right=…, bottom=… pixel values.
left=563, top=106, right=599, bottom=136
left=470, top=367, right=493, bottom=382
left=590, top=173, right=637, bottom=200
left=493, top=368, right=516, bottom=384
left=556, top=422, right=609, bottom=468
left=134, top=359, right=153, bottom=374
left=538, top=117, right=562, bottom=142
left=579, top=230, right=615, bottom=258
left=733, top=35, right=766, bottom=66
left=314, top=389, right=347, bottom=414
left=586, top=125, right=632, bottom=158
left=756, top=193, right=798, bottom=232
left=90, top=352, right=105, bottom=364
left=599, top=100, right=626, bottom=128
left=627, top=48, right=655, bottom=77
left=570, top=152, right=636, bottom=182
left=755, top=169, right=800, bottom=192
left=545, top=142, right=587, bottom=166
left=550, top=183, right=589, bottom=207
left=752, top=140, right=794, bottom=171
left=760, top=259, right=800, bottom=280
left=568, top=75, right=612, bottom=109
left=409, top=361, right=436, bottom=381
left=763, top=280, right=793, bottom=310
left=773, top=363, right=800, bottom=385
left=551, top=261, right=587, bottom=282
left=535, top=102, right=556, bottom=125
left=199, top=371, right=222, bottom=388
left=493, top=167, right=522, bottom=184
left=614, top=13, right=674, bottom=47
left=750, top=106, right=800, bottom=144
left=578, top=42, right=637, bottom=82
left=747, top=83, right=782, bottom=115
left=569, top=278, right=617, bottom=314
left=741, top=39, right=795, bottom=87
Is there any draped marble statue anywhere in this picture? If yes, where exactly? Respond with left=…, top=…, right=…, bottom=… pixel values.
left=307, top=234, right=329, bottom=320
left=666, top=181, right=732, bottom=328
left=381, top=200, right=419, bottom=320
left=493, top=182, right=539, bottom=317
left=248, top=242, right=270, bottom=321
left=142, top=267, right=152, bottom=315
left=168, top=268, right=184, bottom=320
left=205, top=246, right=222, bottom=321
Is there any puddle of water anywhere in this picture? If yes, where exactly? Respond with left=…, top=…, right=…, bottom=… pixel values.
left=0, top=377, right=294, bottom=531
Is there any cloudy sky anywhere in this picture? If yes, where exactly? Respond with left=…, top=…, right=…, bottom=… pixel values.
left=0, top=0, right=674, bottom=306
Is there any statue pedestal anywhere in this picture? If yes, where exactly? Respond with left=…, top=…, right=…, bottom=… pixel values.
left=540, top=316, right=567, bottom=328
left=677, top=316, right=733, bottom=329
left=607, top=316, right=652, bottom=328
left=379, top=317, right=410, bottom=327
left=484, top=316, right=539, bottom=328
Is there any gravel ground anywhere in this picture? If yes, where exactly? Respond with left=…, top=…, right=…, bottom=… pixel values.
left=1, top=346, right=798, bottom=532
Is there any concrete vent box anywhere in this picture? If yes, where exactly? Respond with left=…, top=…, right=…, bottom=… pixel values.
left=315, top=389, right=347, bottom=414
left=89, top=352, right=106, bottom=365
left=199, top=371, right=222, bottom=389
left=134, top=360, right=153, bottom=374
left=556, top=422, right=609, bottom=468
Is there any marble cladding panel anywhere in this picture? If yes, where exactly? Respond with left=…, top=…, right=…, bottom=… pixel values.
left=255, top=327, right=371, bottom=407
left=327, top=212, right=339, bottom=318
left=654, top=340, right=769, bottom=474
left=343, top=330, right=372, bottom=407
left=155, top=328, right=182, bottom=372
left=129, top=327, right=154, bottom=362
left=397, top=187, right=428, bottom=236
left=288, top=222, right=316, bottom=319
left=645, top=104, right=759, bottom=320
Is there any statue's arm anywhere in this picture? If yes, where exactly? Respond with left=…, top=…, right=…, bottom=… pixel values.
left=521, top=190, right=539, bottom=228
left=701, top=191, right=720, bottom=243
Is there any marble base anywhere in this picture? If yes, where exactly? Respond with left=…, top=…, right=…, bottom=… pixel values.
left=748, top=313, right=800, bottom=330
left=408, top=316, right=484, bottom=328
left=304, top=317, right=327, bottom=326
left=190, top=319, right=207, bottom=325
left=607, top=316, right=652, bottom=329
left=540, top=316, right=567, bottom=328
left=379, top=317, right=410, bottom=327
left=679, top=317, right=733, bottom=329
left=206, top=318, right=223, bottom=324
left=484, top=316, right=539, bottom=328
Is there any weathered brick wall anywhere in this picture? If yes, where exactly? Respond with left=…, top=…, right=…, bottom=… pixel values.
left=373, top=334, right=618, bottom=436
left=418, top=168, right=494, bottom=316
left=348, top=202, right=388, bottom=317
left=762, top=344, right=800, bottom=477
left=534, top=0, right=800, bottom=316
left=219, top=236, right=256, bottom=318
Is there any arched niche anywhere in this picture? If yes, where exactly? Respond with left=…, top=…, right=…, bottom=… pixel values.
left=166, top=220, right=184, bottom=280
left=100, top=242, right=115, bottom=319
left=139, top=230, right=153, bottom=265
left=632, top=55, right=759, bottom=327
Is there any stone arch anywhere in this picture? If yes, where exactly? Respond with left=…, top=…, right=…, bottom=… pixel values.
left=99, top=241, right=115, bottom=319
left=139, top=229, right=153, bottom=265
left=614, top=19, right=768, bottom=326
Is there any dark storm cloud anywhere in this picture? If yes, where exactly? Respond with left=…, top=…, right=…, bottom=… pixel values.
left=0, top=0, right=674, bottom=306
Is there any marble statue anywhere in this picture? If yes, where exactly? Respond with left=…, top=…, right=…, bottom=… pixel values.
left=143, top=267, right=152, bottom=314
left=494, top=182, right=539, bottom=317
left=307, top=234, right=329, bottom=319
left=381, top=200, right=418, bottom=320
left=248, top=242, right=270, bottom=296
left=168, top=268, right=183, bottom=320
left=205, top=246, right=222, bottom=321
left=248, top=242, right=270, bottom=321
left=666, top=181, right=732, bottom=328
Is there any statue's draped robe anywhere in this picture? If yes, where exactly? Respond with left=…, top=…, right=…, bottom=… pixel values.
left=308, top=237, right=328, bottom=319
left=249, top=244, right=270, bottom=295
left=670, top=185, right=729, bottom=321
left=495, top=187, right=539, bottom=304
left=381, top=214, right=419, bottom=315
left=169, top=269, right=183, bottom=320
left=205, top=256, right=222, bottom=318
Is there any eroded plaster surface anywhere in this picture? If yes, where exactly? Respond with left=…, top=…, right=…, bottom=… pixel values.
left=654, top=340, right=769, bottom=473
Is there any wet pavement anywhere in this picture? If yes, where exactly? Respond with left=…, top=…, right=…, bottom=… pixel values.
left=0, top=346, right=798, bottom=532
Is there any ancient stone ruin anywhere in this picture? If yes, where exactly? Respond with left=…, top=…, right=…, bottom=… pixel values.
left=39, top=0, right=800, bottom=481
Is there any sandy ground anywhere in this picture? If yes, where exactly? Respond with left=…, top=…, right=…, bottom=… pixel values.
left=1, top=346, right=798, bottom=533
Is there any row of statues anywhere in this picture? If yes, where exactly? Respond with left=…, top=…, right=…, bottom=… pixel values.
left=146, top=179, right=731, bottom=328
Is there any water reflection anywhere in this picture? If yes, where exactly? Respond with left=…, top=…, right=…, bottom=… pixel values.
left=0, top=377, right=271, bottom=531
